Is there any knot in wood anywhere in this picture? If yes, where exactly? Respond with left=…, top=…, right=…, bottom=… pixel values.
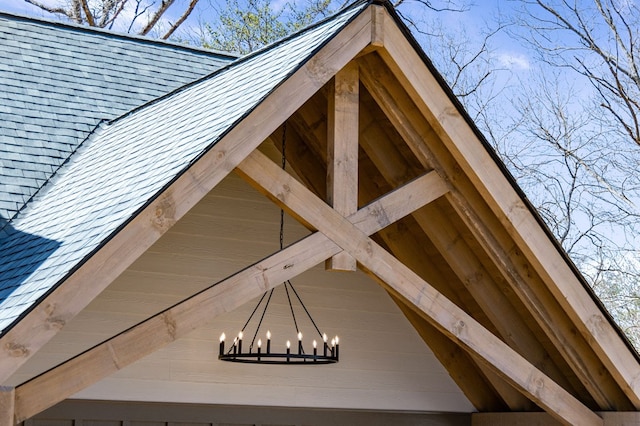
left=529, top=373, right=545, bottom=395
left=305, top=57, right=333, bottom=85
left=152, top=197, right=177, bottom=232
left=162, top=313, right=177, bottom=340
left=5, top=342, right=29, bottom=358
left=45, top=317, right=66, bottom=330
left=452, top=319, right=466, bottom=336
left=587, top=314, right=607, bottom=338
left=277, top=184, right=291, bottom=202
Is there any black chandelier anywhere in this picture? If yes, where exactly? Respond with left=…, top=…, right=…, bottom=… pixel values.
left=218, top=124, right=339, bottom=365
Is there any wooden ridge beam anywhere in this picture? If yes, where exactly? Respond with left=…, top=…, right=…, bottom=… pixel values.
left=13, top=167, right=447, bottom=423
left=237, top=149, right=603, bottom=426
left=326, top=63, right=359, bottom=271
left=371, top=7, right=640, bottom=407
left=357, top=52, right=629, bottom=409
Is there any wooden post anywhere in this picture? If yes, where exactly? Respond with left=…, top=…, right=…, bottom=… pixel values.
left=326, top=63, right=359, bottom=271
left=0, top=387, right=15, bottom=426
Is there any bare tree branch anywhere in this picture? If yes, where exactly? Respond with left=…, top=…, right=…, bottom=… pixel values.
left=139, top=0, right=175, bottom=35
left=162, top=0, right=200, bottom=39
left=23, top=0, right=71, bottom=17
left=79, top=0, right=95, bottom=26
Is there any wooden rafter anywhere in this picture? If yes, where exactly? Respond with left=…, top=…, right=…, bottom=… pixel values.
left=371, top=7, right=640, bottom=407
left=278, top=114, right=520, bottom=408
left=0, top=5, right=375, bottom=386
left=357, top=47, right=631, bottom=409
left=356, top=59, right=596, bottom=404
left=12, top=169, right=447, bottom=422
left=288, top=89, right=567, bottom=409
left=287, top=97, right=521, bottom=407
left=237, top=149, right=603, bottom=426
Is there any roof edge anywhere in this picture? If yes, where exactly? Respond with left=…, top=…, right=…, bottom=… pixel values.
left=0, top=9, right=238, bottom=60
left=0, top=0, right=374, bottom=339
left=378, top=1, right=640, bottom=360
left=106, top=0, right=373, bottom=128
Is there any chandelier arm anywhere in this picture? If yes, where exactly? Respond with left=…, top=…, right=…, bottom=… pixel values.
left=241, top=291, right=267, bottom=331
left=249, top=288, right=274, bottom=349
left=284, top=280, right=300, bottom=335
left=219, top=121, right=339, bottom=364
left=288, top=281, right=324, bottom=339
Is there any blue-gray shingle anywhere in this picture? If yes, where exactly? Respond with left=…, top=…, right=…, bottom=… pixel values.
left=0, top=1, right=369, bottom=332
left=0, top=11, right=235, bottom=222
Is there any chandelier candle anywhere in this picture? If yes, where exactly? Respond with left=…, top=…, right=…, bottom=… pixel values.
left=219, top=333, right=226, bottom=357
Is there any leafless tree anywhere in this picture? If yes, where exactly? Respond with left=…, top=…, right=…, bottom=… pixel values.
left=488, top=68, right=640, bottom=344
left=22, top=0, right=199, bottom=38
left=518, top=0, right=640, bottom=147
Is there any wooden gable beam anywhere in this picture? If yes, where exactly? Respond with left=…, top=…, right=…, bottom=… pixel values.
left=0, top=5, right=375, bottom=386
left=389, top=287, right=512, bottom=411
left=12, top=168, right=447, bottom=423
left=279, top=114, right=514, bottom=410
left=355, top=71, right=582, bottom=405
left=356, top=51, right=630, bottom=409
left=370, top=6, right=640, bottom=408
left=289, top=85, right=557, bottom=409
left=326, top=63, right=359, bottom=271
left=236, top=149, right=603, bottom=426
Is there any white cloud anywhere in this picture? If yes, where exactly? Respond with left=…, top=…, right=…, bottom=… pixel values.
left=496, top=52, right=531, bottom=70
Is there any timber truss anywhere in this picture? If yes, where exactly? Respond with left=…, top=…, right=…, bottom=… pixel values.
left=1, top=4, right=640, bottom=426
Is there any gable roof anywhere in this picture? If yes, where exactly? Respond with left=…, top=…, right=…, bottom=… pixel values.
left=2, top=1, right=640, bottom=424
left=0, top=0, right=369, bottom=333
left=0, top=11, right=235, bottom=222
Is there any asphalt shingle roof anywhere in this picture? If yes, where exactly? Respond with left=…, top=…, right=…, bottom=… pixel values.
left=0, top=12, right=234, bottom=221
left=0, top=1, right=369, bottom=333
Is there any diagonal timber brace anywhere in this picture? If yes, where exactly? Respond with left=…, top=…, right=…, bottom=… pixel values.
left=235, top=149, right=603, bottom=426
left=12, top=168, right=447, bottom=423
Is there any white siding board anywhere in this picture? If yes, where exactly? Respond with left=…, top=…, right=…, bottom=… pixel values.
left=8, top=174, right=472, bottom=413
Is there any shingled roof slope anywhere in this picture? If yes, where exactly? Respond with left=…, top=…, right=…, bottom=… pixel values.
left=0, top=12, right=235, bottom=222
left=0, top=1, right=369, bottom=332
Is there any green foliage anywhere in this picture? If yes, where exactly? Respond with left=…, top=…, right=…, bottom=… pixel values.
left=202, top=0, right=333, bottom=54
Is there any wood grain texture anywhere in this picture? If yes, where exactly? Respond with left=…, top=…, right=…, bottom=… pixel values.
left=0, top=6, right=375, bottom=385
left=373, top=7, right=640, bottom=407
left=0, top=387, right=15, bottom=426
left=14, top=168, right=446, bottom=421
left=237, top=149, right=603, bottom=426
left=357, top=50, right=628, bottom=410
left=326, top=63, right=359, bottom=271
